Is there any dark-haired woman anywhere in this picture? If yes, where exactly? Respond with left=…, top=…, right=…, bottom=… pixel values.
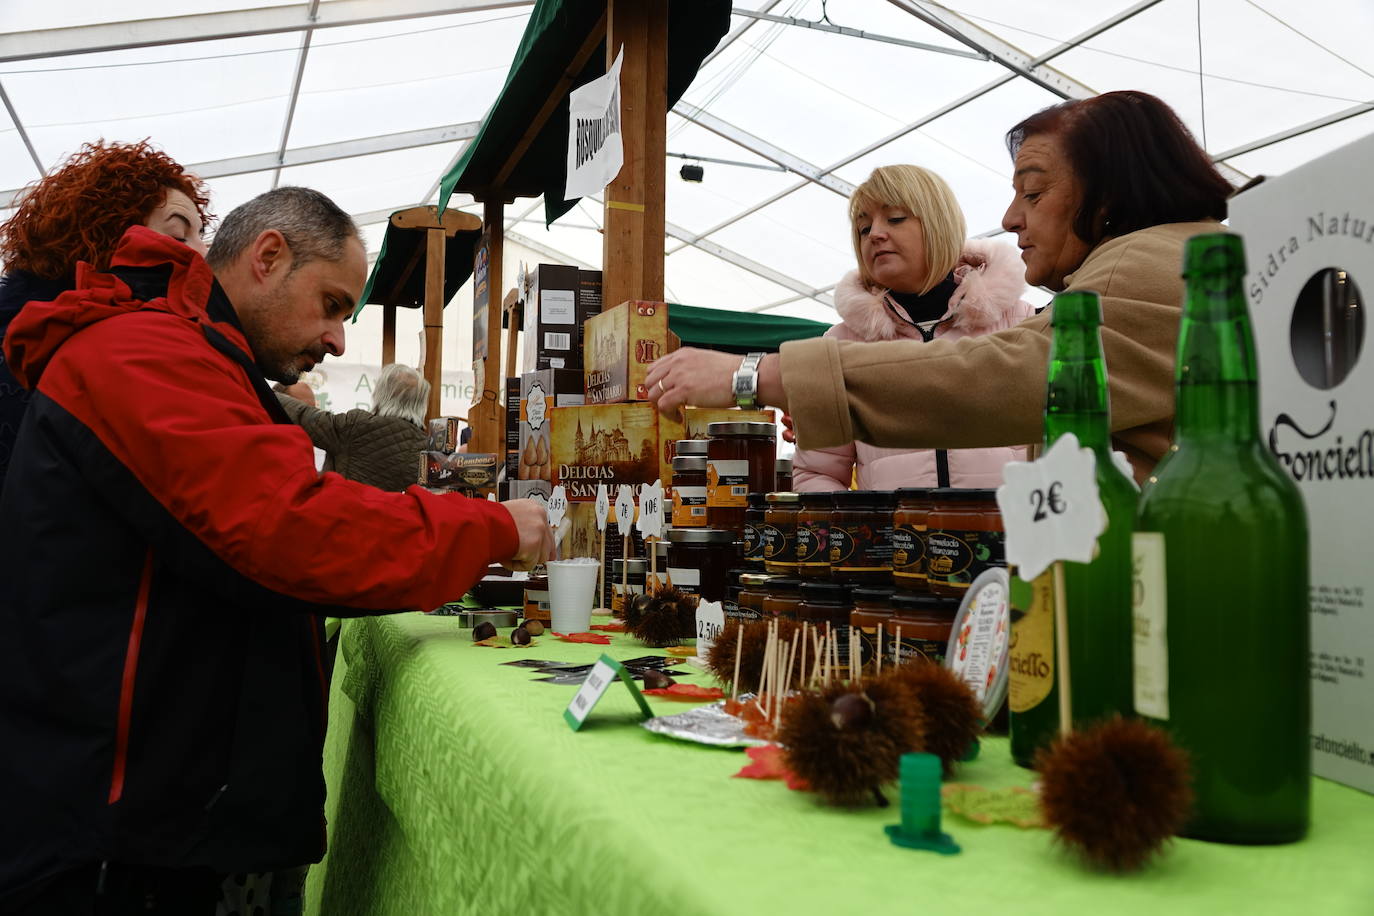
left=646, top=90, right=1231, bottom=482
left=0, top=140, right=211, bottom=486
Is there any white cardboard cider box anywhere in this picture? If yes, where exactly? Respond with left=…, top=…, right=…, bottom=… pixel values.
left=1230, top=131, right=1374, bottom=795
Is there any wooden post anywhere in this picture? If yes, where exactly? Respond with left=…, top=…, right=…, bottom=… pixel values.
left=502, top=287, right=521, bottom=382
left=423, top=225, right=445, bottom=422
left=466, top=197, right=507, bottom=456
left=381, top=304, right=397, bottom=366
left=602, top=0, right=667, bottom=309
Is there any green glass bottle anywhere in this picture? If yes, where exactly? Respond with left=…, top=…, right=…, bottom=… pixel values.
left=1009, top=291, right=1138, bottom=767
left=1134, top=233, right=1309, bottom=843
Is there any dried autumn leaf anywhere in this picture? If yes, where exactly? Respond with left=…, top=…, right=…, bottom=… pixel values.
left=641, top=683, right=724, bottom=701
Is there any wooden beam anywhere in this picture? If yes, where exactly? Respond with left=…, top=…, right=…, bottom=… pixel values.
left=423, top=226, right=445, bottom=421
left=467, top=198, right=506, bottom=455
left=382, top=304, right=397, bottom=366
left=390, top=204, right=481, bottom=235
left=602, top=0, right=667, bottom=309
left=502, top=286, right=521, bottom=382
left=489, top=10, right=607, bottom=196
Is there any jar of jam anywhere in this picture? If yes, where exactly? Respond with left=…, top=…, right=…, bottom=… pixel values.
left=670, top=455, right=708, bottom=528
left=761, top=577, right=801, bottom=621
left=735, top=572, right=775, bottom=623
left=706, top=421, right=776, bottom=530
left=925, top=488, right=1005, bottom=598
left=797, top=582, right=851, bottom=632
left=523, top=574, right=551, bottom=626
left=742, top=492, right=767, bottom=567
left=666, top=529, right=736, bottom=602
left=828, top=490, right=896, bottom=585
left=849, top=586, right=895, bottom=667
left=892, top=488, right=935, bottom=595
left=888, top=592, right=959, bottom=667
left=610, top=558, right=647, bottom=615
left=650, top=538, right=670, bottom=592
left=775, top=457, right=793, bottom=492
left=762, top=492, right=801, bottom=575
left=795, top=492, right=832, bottom=580
left=674, top=439, right=709, bottom=457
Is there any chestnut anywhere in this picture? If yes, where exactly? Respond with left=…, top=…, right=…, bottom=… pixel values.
left=830, top=692, right=875, bottom=730
left=510, top=626, right=532, bottom=646
left=522, top=619, right=545, bottom=636
left=641, top=668, right=675, bottom=690
left=472, top=620, right=497, bottom=641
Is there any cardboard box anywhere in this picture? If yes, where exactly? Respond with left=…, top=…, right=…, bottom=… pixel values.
left=427, top=417, right=464, bottom=454
left=549, top=403, right=678, bottom=500
left=517, top=369, right=585, bottom=482
left=680, top=407, right=778, bottom=440
left=420, top=452, right=499, bottom=490
left=504, top=376, right=522, bottom=480
left=1229, top=131, right=1374, bottom=795
left=584, top=301, right=680, bottom=403
left=521, top=264, right=602, bottom=372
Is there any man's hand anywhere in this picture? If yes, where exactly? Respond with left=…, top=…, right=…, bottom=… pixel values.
left=499, top=498, right=555, bottom=571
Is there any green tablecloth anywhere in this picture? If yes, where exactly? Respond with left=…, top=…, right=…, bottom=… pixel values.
left=306, top=614, right=1374, bottom=916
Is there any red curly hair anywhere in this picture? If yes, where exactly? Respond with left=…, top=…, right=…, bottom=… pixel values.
left=0, top=139, right=212, bottom=281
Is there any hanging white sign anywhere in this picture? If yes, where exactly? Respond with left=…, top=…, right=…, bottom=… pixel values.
left=564, top=46, right=624, bottom=201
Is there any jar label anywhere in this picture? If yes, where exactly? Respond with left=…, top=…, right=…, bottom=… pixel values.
left=742, top=523, right=762, bottom=559
left=1008, top=570, right=1055, bottom=714
left=725, top=600, right=764, bottom=624
left=795, top=520, right=828, bottom=566
left=891, top=525, right=926, bottom=576
left=927, top=529, right=1004, bottom=590
left=671, top=486, right=707, bottom=527
left=950, top=575, right=1009, bottom=706
left=1131, top=532, right=1170, bottom=720
left=707, top=459, right=750, bottom=507
left=760, top=524, right=796, bottom=563
left=889, top=634, right=946, bottom=668
left=667, top=566, right=700, bottom=597
left=830, top=521, right=894, bottom=571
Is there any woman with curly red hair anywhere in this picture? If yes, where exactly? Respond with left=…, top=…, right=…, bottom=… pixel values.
left=0, top=139, right=211, bottom=485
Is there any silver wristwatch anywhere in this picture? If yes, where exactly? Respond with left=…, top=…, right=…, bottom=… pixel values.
left=732, top=352, right=766, bottom=408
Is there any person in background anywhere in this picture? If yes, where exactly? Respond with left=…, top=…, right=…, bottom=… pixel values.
left=647, top=90, right=1232, bottom=483
left=0, top=186, right=552, bottom=913
left=792, top=164, right=1032, bottom=492
left=276, top=363, right=428, bottom=492
left=0, top=139, right=210, bottom=486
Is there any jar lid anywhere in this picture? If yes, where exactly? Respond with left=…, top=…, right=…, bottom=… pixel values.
left=674, top=439, right=709, bottom=456
left=894, top=487, right=934, bottom=501
left=765, top=491, right=800, bottom=505
left=832, top=489, right=894, bottom=508
left=891, top=592, right=958, bottom=613
left=764, top=577, right=801, bottom=595
left=775, top=457, right=793, bottom=472
left=929, top=487, right=999, bottom=502
left=667, top=528, right=737, bottom=545
left=525, top=575, right=549, bottom=589
left=739, top=572, right=776, bottom=588
left=747, top=492, right=768, bottom=509
left=655, top=539, right=670, bottom=558
left=799, top=491, right=834, bottom=508
left=945, top=567, right=1011, bottom=723
left=672, top=455, right=707, bottom=472
left=613, top=558, right=648, bottom=575
left=799, top=581, right=849, bottom=604
left=707, top=421, right=777, bottom=438
left=851, top=586, right=896, bottom=602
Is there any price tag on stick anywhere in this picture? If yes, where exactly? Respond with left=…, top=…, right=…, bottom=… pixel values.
left=595, top=484, right=610, bottom=533
left=637, top=479, right=664, bottom=540
left=695, top=599, right=726, bottom=659
left=995, top=433, right=1107, bottom=582
left=614, top=485, right=635, bottom=537
left=563, top=654, right=655, bottom=731
left=546, top=485, right=569, bottom=529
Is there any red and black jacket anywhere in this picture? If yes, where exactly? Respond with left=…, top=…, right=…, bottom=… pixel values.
left=0, top=227, right=517, bottom=896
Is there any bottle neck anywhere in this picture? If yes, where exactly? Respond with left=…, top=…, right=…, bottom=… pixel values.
left=1044, top=323, right=1112, bottom=454
left=1174, top=282, right=1262, bottom=444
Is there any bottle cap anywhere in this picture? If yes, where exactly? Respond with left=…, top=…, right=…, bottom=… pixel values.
left=1049, top=290, right=1103, bottom=326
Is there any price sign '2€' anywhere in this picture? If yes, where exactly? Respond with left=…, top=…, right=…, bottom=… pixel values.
left=995, top=433, right=1106, bottom=581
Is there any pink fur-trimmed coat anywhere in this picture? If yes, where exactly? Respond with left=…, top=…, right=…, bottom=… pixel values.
left=792, top=239, right=1035, bottom=492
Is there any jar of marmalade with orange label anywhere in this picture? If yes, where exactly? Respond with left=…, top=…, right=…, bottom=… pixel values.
left=706, top=421, right=776, bottom=530
left=670, top=455, right=708, bottom=528
left=925, top=488, right=1005, bottom=598
left=735, top=572, right=774, bottom=624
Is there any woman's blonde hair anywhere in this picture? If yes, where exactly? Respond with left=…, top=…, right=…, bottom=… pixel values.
left=848, top=164, right=967, bottom=295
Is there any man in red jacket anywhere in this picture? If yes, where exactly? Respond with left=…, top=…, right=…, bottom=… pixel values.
left=0, top=187, right=551, bottom=913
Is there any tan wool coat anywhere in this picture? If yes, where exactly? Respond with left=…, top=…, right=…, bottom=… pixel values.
left=780, top=220, right=1226, bottom=482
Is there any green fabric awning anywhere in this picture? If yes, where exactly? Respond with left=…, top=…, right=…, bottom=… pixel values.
left=354, top=215, right=484, bottom=319
left=438, top=0, right=731, bottom=224
left=668, top=302, right=832, bottom=354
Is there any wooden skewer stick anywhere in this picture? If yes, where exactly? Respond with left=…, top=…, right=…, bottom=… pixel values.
left=730, top=626, right=743, bottom=703
left=1053, top=560, right=1073, bottom=737
left=755, top=623, right=774, bottom=716
left=876, top=621, right=883, bottom=675
left=893, top=626, right=903, bottom=669
left=596, top=527, right=606, bottom=610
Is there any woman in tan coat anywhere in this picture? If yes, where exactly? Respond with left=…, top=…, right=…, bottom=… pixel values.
left=646, top=90, right=1234, bottom=483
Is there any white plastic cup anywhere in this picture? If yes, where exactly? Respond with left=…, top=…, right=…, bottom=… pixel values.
left=546, top=558, right=599, bottom=633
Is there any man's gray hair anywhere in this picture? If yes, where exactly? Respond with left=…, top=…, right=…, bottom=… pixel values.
left=206, top=186, right=358, bottom=271
left=372, top=363, right=430, bottom=428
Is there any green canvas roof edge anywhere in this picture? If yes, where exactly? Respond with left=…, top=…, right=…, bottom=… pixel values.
left=667, top=302, right=830, bottom=354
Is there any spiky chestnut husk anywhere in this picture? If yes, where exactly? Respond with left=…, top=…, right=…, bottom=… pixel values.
left=704, top=619, right=803, bottom=694
left=1036, top=716, right=1193, bottom=872
left=881, top=663, right=982, bottom=777
left=777, top=677, right=926, bottom=807
left=623, top=591, right=655, bottom=630
left=628, top=587, right=697, bottom=648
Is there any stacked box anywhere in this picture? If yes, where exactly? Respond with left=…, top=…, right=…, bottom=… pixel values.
left=420, top=452, right=499, bottom=490
left=427, top=417, right=464, bottom=454
left=681, top=406, right=777, bottom=439
left=521, top=264, right=602, bottom=372
left=517, top=369, right=584, bottom=482
left=550, top=403, right=683, bottom=500
left=504, top=376, right=522, bottom=481
left=584, top=301, right=680, bottom=404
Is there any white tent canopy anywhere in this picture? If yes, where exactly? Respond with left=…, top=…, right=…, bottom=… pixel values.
left=3, top=0, right=1372, bottom=373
